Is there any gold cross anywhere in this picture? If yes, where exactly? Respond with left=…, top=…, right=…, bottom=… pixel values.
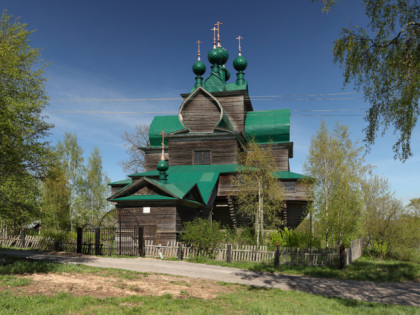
left=211, top=27, right=217, bottom=48
left=195, top=40, right=201, bottom=60
left=236, top=36, right=243, bottom=55
left=215, top=21, right=222, bottom=47
left=160, top=130, right=166, bottom=160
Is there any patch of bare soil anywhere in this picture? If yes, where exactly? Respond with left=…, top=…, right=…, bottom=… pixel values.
left=4, top=273, right=238, bottom=299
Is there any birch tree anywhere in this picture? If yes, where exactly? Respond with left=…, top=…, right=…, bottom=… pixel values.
left=304, top=122, right=367, bottom=247
left=235, top=141, right=284, bottom=246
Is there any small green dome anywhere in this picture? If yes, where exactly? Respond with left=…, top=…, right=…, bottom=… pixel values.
left=216, top=47, right=229, bottom=65
left=192, top=60, right=206, bottom=76
left=208, top=47, right=223, bottom=65
left=157, top=159, right=168, bottom=172
left=233, top=55, right=248, bottom=71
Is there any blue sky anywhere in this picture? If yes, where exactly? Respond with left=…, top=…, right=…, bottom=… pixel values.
left=3, top=0, right=419, bottom=204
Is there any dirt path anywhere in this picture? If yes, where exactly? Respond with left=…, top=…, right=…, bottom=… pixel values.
left=2, top=249, right=419, bottom=306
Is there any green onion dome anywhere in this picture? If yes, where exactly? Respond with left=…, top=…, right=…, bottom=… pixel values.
left=233, top=55, right=247, bottom=71
left=208, top=47, right=223, bottom=65
left=217, top=47, right=229, bottom=65
left=157, top=159, right=168, bottom=172
left=192, top=60, right=206, bottom=76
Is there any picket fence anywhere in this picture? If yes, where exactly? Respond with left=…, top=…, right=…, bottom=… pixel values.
left=1, top=235, right=364, bottom=267
left=145, top=240, right=340, bottom=266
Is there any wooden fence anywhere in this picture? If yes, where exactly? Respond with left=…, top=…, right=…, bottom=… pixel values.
left=1, top=233, right=365, bottom=268
left=145, top=240, right=341, bottom=266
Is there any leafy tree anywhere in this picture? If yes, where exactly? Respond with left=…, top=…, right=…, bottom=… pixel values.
left=316, top=0, right=419, bottom=161
left=0, top=11, right=53, bottom=229
left=407, top=197, right=420, bottom=215
left=181, top=218, right=224, bottom=258
left=362, top=173, right=420, bottom=260
left=57, top=132, right=85, bottom=230
left=121, top=124, right=149, bottom=174
left=79, top=147, right=111, bottom=227
left=304, top=122, right=368, bottom=247
left=40, top=164, right=71, bottom=231
left=235, top=141, right=284, bottom=246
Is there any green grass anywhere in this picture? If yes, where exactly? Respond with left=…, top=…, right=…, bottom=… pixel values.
left=0, top=284, right=418, bottom=314
left=0, top=256, right=418, bottom=314
left=186, top=256, right=420, bottom=282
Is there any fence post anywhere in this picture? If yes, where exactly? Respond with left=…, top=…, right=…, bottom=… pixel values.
left=76, top=227, right=83, bottom=254
left=177, top=242, right=183, bottom=260
left=138, top=226, right=145, bottom=257
left=227, top=244, right=232, bottom=263
left=95, top=228, right=101, bottom=255
left=274, top=243, right=280, bottom=267
left=339, top=244, right=346, bottom=269
left=20, top=228, right=25, bottom=248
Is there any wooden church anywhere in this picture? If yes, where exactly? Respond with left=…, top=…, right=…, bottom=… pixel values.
left=108, top=26, right=308, bottom=243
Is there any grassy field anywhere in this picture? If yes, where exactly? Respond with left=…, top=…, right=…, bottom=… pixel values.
left=1, top=256, right=419, bottom=314
left=186, top=256, right=420, bottom=282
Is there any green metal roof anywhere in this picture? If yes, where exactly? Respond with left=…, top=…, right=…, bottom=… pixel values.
left=149, top=115, right=185, bottom=147
left=245, top=109, right=290, bottom=144
left=128, top=164, right=238, bottom=204
left=111, top=195, right=176, bottom=201
left=109, top=179, right=132, bottom=186
left=274, top=171, right=308, bottom=180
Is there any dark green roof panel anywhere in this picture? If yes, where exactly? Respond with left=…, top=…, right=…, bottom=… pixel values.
left=245, top=109, right=290, bottom=144
left=149, top=115, right=185, bottom=147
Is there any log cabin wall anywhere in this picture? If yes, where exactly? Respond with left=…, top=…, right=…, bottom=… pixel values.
left=119, top=205, right=177, bottom=244
left=168, top=138, right=238, bottom=166
left=270, top=147, right=290, bottom=171
left=215, top=94, right=246, bottom=133
left=282, top=180, right=309, bottom=202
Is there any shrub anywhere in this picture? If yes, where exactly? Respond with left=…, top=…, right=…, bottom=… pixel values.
left=267, top=228, right=320, bottom=250
left=181, top=218, right=224, bottom=258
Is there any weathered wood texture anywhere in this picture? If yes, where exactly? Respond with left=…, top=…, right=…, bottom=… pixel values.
left=145, top=152, right=168, bottom=172
left=168, top=139, right=238, bottom=166
left=111, top=185, right=126, bottom=195
left=282, top=181, right=309, bottom=201
left=216, top=95, right=246, bottom=133
left=120, top=206, right=177, bottom=244
left=176, top=206, right=202, bottom=232
left=217, top=174, right=237, bottom=196
left=181, top=93, right=221, bottom=132
left=134, top=186, right=157, bottom=195
left=270, top=147, right=290, bottom=171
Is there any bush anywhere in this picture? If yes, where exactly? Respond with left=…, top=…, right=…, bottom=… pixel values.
left=181, top=218, right=224, bottom=258
left=267, top=228, right=320, bottom=250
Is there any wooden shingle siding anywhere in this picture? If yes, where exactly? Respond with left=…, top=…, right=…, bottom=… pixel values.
left=181, top=93, right=221, bottom=132
left=169, top=139, right=238, bottom=166
left=216, top=95, right=246, bottom=133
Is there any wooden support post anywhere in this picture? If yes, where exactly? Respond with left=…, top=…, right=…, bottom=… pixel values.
left=339, top=244, right=346, bottom=269
left=138, top=227, right=145, bottom=257
left=20, top=228, right=25, bottom=248
left=95, top=228, right=101, bottom=255
left=227, top=244, right=232, bottom=263
left=76, top=227, right=83, bottom=254
left=178, top=242, right=183, bottom=260
left=274, top=243, right=280, bottom=267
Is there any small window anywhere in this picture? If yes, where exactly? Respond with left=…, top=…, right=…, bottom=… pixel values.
left=143, top=207, right=151, bottom=214
left=284, top=182, right=296, bottom=192
left=194, top=150, right=211, bottom=165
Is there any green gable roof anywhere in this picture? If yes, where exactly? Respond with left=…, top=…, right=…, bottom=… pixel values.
left=112, top=195, right=176, bottom=201
left=245, top=109, right=290, bottom=144
left=274, top=171, right=308, bottom=180
left=149, top=115, right=185, bottom=147
left=109, top=179, right=132, bottom=186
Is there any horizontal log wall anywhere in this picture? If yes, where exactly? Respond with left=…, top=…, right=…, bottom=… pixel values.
left=169, top=139, right=238, bottom=166
left=216, top=95, right=246, bottom=133
left=145, top=152, right=169, bottom=172
left=270, top=147, right=289, bottom=171
left=181, top=93, right=221, bottom=132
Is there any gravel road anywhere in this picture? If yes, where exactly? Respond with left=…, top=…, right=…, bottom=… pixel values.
left=1, top=249, right=419, bottom=306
